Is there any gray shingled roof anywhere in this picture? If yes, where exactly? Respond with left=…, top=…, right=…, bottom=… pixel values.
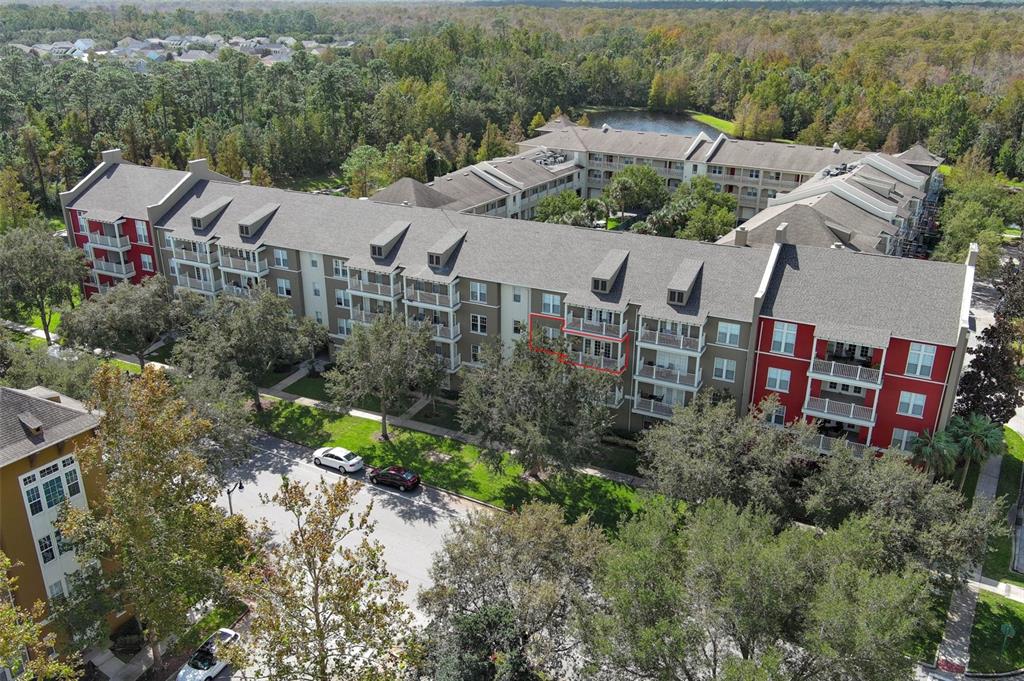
left=67, top=163, right=189, bottom=220
left=522, top=125, right=694, bottom=160
left=896, top=143, right=945, bottom=168
left=424, top=170, right=509, bottom=211
left=371, top=178, right=454, bottom=209
left=760, top=245, right=966, bottom=347
left=696, top=138, right=872, bottom=173
left=0, top=388, right=97, bottom=468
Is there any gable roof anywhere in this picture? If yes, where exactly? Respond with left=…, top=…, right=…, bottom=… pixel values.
left=66, top=163, right=189, bottom=221
left=372, top=178, right=453, bottom=209
left=521, top=125, right=695, bottom=160
left=896, top=143, right=945, bottom=169
left=0, top=388, right=97, bottom=468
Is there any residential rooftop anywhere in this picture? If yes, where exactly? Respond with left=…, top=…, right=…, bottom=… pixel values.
left=0, top=387, right=96, bottom=468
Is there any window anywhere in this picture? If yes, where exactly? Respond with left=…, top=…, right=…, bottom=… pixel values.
left=47, top=580, right=65, bottom=602
left=276, top=278, right=292, bottom=297
left=471, top=344, right=482, bottom=363
left=315, top=311, right=323, bottom=324
left=513, top=320, right=525, bottom=335
left=38, top=535, right=55, bottom=564
left=470, top=282, right=487, bottom=303
left=543, top=326, right=558, bottom=341
left=713, top=357, right=736, bottom=382
left=668, top=290, right=685, bottom=305
left=64, top=469, right=81, bottom=498
left=310, top=256, right=318, bottom=268
left=766, top=367, right=791, bottom=392
left=592, top=278, right=607, bottom=293
left=140, top=254, right=154, bottom=272
left=335, top=290, right=350, bottom=308
left=897, top=391, right=926, bottom=417
left=748, top=169, right=760, bottom=179
left=542, top=294, right=561, bottom=315
left=43, top=477, right=65, bottom=509
left=470, top=314, right=487, bottom=335
left=333, top=260, right=347, bottom=279
left=769, top=406, right=786, bottom=427
left=743, top=187, right=758, bottom=198
left=906, top=343, right=936, bottom=378
left=40, top=463, right=59, bottom=478
left=717, top=322, right=740, bottom=347
left=135, top=220, right=149, bottom=244
left=55, top=530, right=72, bottom=556
left=765, top=189, right=777, bottom=199
left=709, top=165, right=723, bottom=176
left=61, top=457, right=74, bottom=468
left=428, top=253, right=441, bottom=267
left=191, top=217, right=202, bottom=230
left=25, top=486, right=42, bottom=516
left=273, top=248, right=289, bottom=268
left=512, top=288, right=523, bottom=303
left=771, top=322, right=797, bottom=355
left=891, top=428, right=918, bottom=451
left=312, top=282, right=321, bottom=297
left=164, top=233, right=174, bottom=249
left=371, top=245, right=383, bottom=258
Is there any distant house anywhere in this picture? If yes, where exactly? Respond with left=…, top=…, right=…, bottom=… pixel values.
left=278, top=36, right=297, bottom=47
left=73, top=38, right=95, bottom=52
left=301, top=40, right=319, bottom=50
left=176, top=49, right=213, bottom=64
left=261, top=52, right=292, bottom=66
left=204, top=34, right=225, bottom=46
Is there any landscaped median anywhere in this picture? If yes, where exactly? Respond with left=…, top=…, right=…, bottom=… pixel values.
left=253, top=399, right=642, bottom=529
left=981, top=428, right=1024, bottom=587
left=970, top=590, right=1024, bottom=673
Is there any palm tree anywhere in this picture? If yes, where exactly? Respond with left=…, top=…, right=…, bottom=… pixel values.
left=911, top=429, right=958, bottom=478
left=948, top=412, right=1006, bottom=467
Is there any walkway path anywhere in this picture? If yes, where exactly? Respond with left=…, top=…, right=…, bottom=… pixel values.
left=2, top=319, right=171, bottom=371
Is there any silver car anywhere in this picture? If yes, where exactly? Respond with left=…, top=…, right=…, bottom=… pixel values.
left=176, top=628, right=239, bottom=681
left=313, top=446, right=364, bottom=473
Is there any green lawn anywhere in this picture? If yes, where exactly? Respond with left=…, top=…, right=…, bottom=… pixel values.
left=982, top=428, right=1024, bottom=588
left=256, top=366, right=296, bottom=389
left=687, top=110, right=735, bottom=136
left=254, top=401, right=640, bottom=529
left=970, top=591, right=1024, bottom=673
left=910, top=584, right=953, bottom=665
left=962, top=459, right=981, bottom=507
left=144, top=340, right=175, bottom=365
left=105, top=358, right=142, bottom=374
left=278, top=170, right=345, bottom=193
left=409, top=401, right=461, bottom=431
left=282, top=376, right=411, bottom=414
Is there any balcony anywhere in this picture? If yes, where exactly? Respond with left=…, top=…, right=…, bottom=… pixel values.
left=410, top=319, right=461, bottom=341
left=605, top=385, right=624, bottom=408
left=804, top=396, right=876, bottom=426
left=220, top=254, right=269, bottom=276
left=348, top=277, right=399, bottom=298
left=87, top=231, right=131, bottom=251
left=438, top=352, right=461, bottom=373
left=350, top=309, right=385, bottom=325
left=174, top=274, right=222, bottom=294
left=635, top=364, right=701, bottom=388
left=85, top=274, right=111, bottom=294
left=91, top=259, right=135, bottom=278
left=637, top=328, right=702, bottom=353
left=812, top=434, right=871, bottom=458
left=223, top=284, right=255, bottom=298
left=809, top=358, right=882, bottom=387
left=572, top=352, right=626, bottom=372
left=564, top=314, right=626, bottom=339
left=405, top=287, right=459, bottom=308
left=632, top=397, right=674, bottom=420
left=172, top=247, right=218, bottom=266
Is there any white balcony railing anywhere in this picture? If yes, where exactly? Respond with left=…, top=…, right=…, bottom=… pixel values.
left=350, top=309, right=385, bottom=325
left=564, top=314, right=626, bottom=339
left=438, top=352, right=461, bottom=372
left=174, top=274, right=221, bottom=293
left=809, top=358, right=882, bottom=386
left=804, top=396, right=876, bottom=425
left=633, top=398, right=675, bottom=419
left=91, top=259, right=135, bottom=278
left=573, top=352, right=625, bottom=372
left=813, top=434, right=871, bottom=458
left=410, top=319, right=461, bottom=340
left=87, top=231, right=131, bottom=250
left=172, top=247, right=218, bottom=265
left=223, top=284, right=255, bottom=298
left=638, top=329, right=702, bottom=353
left=405, top=287, right=459, bottom=307
left=605, top=386, right=625, bottom=408
left=636, top=364, right=700, bottom=388
left=347, top=277, right=398, bottom=297
left=220, top=254, right=268, bottom=275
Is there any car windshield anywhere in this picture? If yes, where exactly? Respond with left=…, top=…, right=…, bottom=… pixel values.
left=187, top=644, right=217, bottom=670
left=401, top=471, right=416, bottom=480
left=340, top=452, right=357, bottom=461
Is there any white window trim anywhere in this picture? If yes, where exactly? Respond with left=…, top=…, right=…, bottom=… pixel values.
left=713, top=357, right=736, bottom=383
left=897, top=391, right=927, bottom=418
left=766, top=367, right=791, bottom=393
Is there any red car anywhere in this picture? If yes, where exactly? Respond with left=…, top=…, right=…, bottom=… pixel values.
left=367, top=465, right=421, bottom=492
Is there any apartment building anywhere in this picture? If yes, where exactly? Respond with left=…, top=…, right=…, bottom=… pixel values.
left=372, top=147, right=582, bottom=220
left=60, top=154, right=975, bottom=446
left=0, top=387, right=128, bottom=681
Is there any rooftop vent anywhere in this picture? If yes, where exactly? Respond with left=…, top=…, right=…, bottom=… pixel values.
left=832, top=142, right=841, bottom=153
left=601, top=123, right=610, bottom=133
left=831, top=241, right=845, bottom=249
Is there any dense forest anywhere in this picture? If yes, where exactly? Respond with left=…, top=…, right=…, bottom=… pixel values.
left=2, top=3, right=1024, bottom=213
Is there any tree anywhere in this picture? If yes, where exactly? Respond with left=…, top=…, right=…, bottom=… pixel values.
left=955, top=316, right=1024, bottom=424
left=383, top=134, right=429, bottom=183
left=226, top=478, right=413, bottom=681
left=0, top=221, right=87, bottom=344
left=576, top=112, right=590, bottom=127
left=419, top=503, right=605, bottom=680
left=910, top=429, right=958, bottom=477
left=215, top=129, right=246, bottom=180
left=249, top=164, right=273, bottom=187
left=0, top=167, right=37, bottom=233
left=325, top=313, right=440, bottom=440
left=603, top=165, right=670, bottom=216
left=733, top=94, right=784, bottom=141
left=457, top=338, right=612, bottom=476
left=342, top=144, right=386, bottom=198
left=947, top=413, right=1006, bottom=467
left=57, top=367, right=248, bottom=670
left=59, top=276, right=176, bottom=368
left=533, top=189, right=583, bottom=223
left=172, top=287, right=312, bottom=411
left=0, top=551, right=79, bottom=680
left=633, top=175, right=737, bottom=240
left=0, top=337, right=101, bottom=401
left=475, top=121, right=512, bottom=162
left=527, top=112, right=546, bottom=136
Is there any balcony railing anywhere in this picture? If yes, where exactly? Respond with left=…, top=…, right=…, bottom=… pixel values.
left=636, top=364, right=700, bottom=388
left=87, top=231, right=131, bottom=250
left=348, top=278, right=398, bottom=297
left=804, top=396, right=876, bottom=425
left=174, top=274, right=221, bottom=293
left=350, top=309, right=385, bottom=325
left=220, top=254, right=268, bottom=275
left=564, top=314, right=626, bottom=339
left=173, top=247, right=218, bottom=265
left=633, top=398, right=675, bottom=419
left=605, top=386, right=625, bottom=408
left=809, top=358, right=882, bottom=386
left=410, top=319, right=461, bottom=340
left=437, top=352, right=461, bottom=373
left=91, top=259, right=135, bottom=278
left=86, top=274, right=111, bottom=293
left=223, top=284, right=255, bottom=298
left=638, top=329, right=702, bottom=352
left=813, top=434, right=871, bottom=458
left=405, top=287, right=459, bottom=307
left=573, top=352, right=625, bottom=372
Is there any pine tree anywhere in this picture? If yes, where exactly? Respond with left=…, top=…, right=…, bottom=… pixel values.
left=506, top=112, right=525, bottom=143
left=250, top=165, right=273, bottom=187
left=0, top=167, right=37, bottom=233
left=528, top=111, right=547, bottom=136
left=648, top=71, right=667, bottom=111
left=475, top=122, right=511, bottom=163
left=215, top=131, right=246, bottom=180
left=576, top=112, right=591, bottom=127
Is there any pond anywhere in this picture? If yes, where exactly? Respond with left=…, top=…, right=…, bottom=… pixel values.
left=586, top=109, right=719, bottom=138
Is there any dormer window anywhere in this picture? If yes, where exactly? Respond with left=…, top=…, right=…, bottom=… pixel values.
left=668, top=290, right=686, bottom=305
left=429, top=253, right=442, bottom=267
left=592, top=278, right=608, bottom=293
left=191, top=217, right=202, bottom=229
left=239, top=223, right=251, bottom=237
left=371, top=245, right=384, bottom=258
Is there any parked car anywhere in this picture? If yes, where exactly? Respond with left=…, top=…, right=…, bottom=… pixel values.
left=367, top=465, right=421, bottom=492
left=176, top=628, right=239, bottom=681
left=312, top=446, right=364, bottom=473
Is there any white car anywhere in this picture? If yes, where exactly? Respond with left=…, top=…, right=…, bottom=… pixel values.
left=176, top=628, right=238, bottom=681
left=313, top=446, right=364, bottom=473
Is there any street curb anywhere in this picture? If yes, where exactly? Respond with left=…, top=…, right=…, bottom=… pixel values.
left=421, top=483, right=508, bottom=514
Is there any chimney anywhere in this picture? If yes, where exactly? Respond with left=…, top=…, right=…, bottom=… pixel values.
left=734, top=226, right=748, bottom=247
left=187, top=158, right=210, bottom=174
left=774, top=222, right=788, bottom=244
left=966, top=242, right=979, bottom=267
left=101, top=148, right=124, bottom=164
